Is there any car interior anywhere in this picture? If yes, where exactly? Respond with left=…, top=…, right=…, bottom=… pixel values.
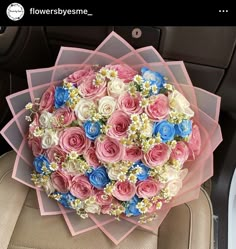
left=0, top=26, right=236, bottom=249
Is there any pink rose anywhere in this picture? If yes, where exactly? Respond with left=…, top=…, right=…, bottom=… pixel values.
left=95, top=190, right=113, bottom=205
left=107, top=110, right=131, bottom=139
left=28, top=137, right=44, bottom=157
left=136, top=179, right=162, bottom=198
left=53, top=107, right=75, bottom=127
left=143, top=143, right=170, bottom=168
left=84, top=146, right=100, bottom=167
left=107, top=64, right=137, bottom=83
left=145, top=94, right=169, bottom=121
left=124, top=145, right=143, bottom=162
left=51, top=170, right=71, bottom=193
left=29, top=113, right=39, bottom=135
left=95, top=136, right=124, bottom=163
left=170, top=141, right=189, bottom=164
left=70, top=175, right=93, bottom=200
left=47, top=146, right=66, bottom=164
left=39, top=85, right=55, bottom=112
left=59, top=127, right=90, bottom=154
left=101, top=204, right=112, bottom=214
left=78, top=74, right=106, bottom=100
left=112, top=180, right=136, bottom=201
left=66, top=66, right=94, bottom=85
left=118, top=92, right=142, bottom=115
left=188, top=124, right=201, bottom=160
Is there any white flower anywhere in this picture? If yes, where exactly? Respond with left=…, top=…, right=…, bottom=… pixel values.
left=41, top=130, right=59, bottom=149
left=98, top=96, right=116, bottom=117
left=68, top=151, right=79, bottom=160
left=85, top=202, right=101, bottom=214
left=107, top=167, right=120, bottom=180
left=39, top=111, right=53, bottom=128
left=25, top=116, right=32, bottom=122
left=168, top=90, right=194, bottom=117
left=142, top=122, right=153, bottom=137
left=25, top=102, right=33, bottom=110
left=33, top=127, right=44, bottom=137
left=178, top=168, right=188, bottom=181
left=43, top=178, right=55, bottom=195
left=107, top=78, right=127, bottom=98
left=74, top=99, right=94, bottom=121
left=49, top=162, right=59, bottom=171
left=63, top=160, right=80, bottom=174
left=165, top=167, right=179, bottom=181
left=166, top=179, right=183, bottom=197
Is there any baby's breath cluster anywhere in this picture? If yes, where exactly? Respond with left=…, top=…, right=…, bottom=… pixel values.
left=94, top=67, right=118, bottom=87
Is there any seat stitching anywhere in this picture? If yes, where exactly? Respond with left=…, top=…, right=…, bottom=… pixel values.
left=184, top=203, right=193, bottom=249
left=185, top=188, right=213, bottom=249
left=0, top=169, right=12, bottom=184
left=23, top=204, right=39, bottom=210
left=201, top=187, right=213, bottom=249
left=8, top=244, right=38, bottom=249
left=0, top=151, right=13, bottom=160
left=7, top=190, right=31, bottom=248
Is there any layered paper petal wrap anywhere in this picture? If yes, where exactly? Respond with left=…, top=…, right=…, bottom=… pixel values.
left=0, top=32, right=222, bottom=245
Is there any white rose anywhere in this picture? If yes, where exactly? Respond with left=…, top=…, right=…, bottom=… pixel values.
left=107, top=78, right=127, bottom=98
left=178, top=168, right=188, bottom=181
left=39, top=111, right=53, bottom=128
left=166, top=179, right=182, bottom=197
left=168, top=90, right=194, bottom=117
left=63, top=160, right=80, bottom=174
left=166, top=167, right=179, bottom=181
left=98, top=96, right=116, bottom=117
left=85, top=203, right=101, bottom=214
left=43, top=178, right=55, bottom=195
left=41, top=130, right=59, bottom=149
left=143, top=122, right=153, bottom=137
left=74, top=99, right=94, bottom=121
left=107, top=167, right=120, bottom=180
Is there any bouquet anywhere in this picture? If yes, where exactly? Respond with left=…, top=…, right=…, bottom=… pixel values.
left=1, top=32, right=222, bottom=244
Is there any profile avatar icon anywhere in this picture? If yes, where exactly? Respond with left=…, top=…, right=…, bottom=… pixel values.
left=6, top=3, right=24, bottom=21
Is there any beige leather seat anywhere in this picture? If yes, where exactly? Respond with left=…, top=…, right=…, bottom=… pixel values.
left=0, top=151, right=213, bottom=249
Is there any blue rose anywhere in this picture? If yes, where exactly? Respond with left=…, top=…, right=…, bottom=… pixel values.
left=131, top=161, right=150, bottom=181
left=84, top=121, right=101, bottom=141
left=33, top=155, right=51, bottom=174
left=89, top=166, right=110, bottom=189
left=175, top=119, right=192, bottom=138
left=153, top=120, right=175, bottom=142
left=125, top=195, right=141, bottom=216
left=141, top=67, right=166, bottom=90
left=54, top=87, right=70, bottom=108
left=57, top=192, right=75, bottom=209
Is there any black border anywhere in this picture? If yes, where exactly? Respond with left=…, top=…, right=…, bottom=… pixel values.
left=0, top=1, right=235, bottom=26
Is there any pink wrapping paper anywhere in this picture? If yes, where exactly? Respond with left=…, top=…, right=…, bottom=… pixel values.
left=0, top=32, right=222, bottom=245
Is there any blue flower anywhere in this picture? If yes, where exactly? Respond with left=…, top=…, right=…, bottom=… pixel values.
left=153, top=120, right=175, bottom=142
left=141, top=67, right=166, bottom=90
left=57, top=192, right=75, bottom=209
left=54, top=87, right=69, bottom=108
left=125, top=195, right=141, bottom=216
left=89, top=166, right=110, bottom=189
left=84, top=121, right=101, bottom=141
left=33, top=155, right=51, bottom=174
left=131, top=161, right=150, bottom=181
left=175, top=119, right=192, bottom=138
